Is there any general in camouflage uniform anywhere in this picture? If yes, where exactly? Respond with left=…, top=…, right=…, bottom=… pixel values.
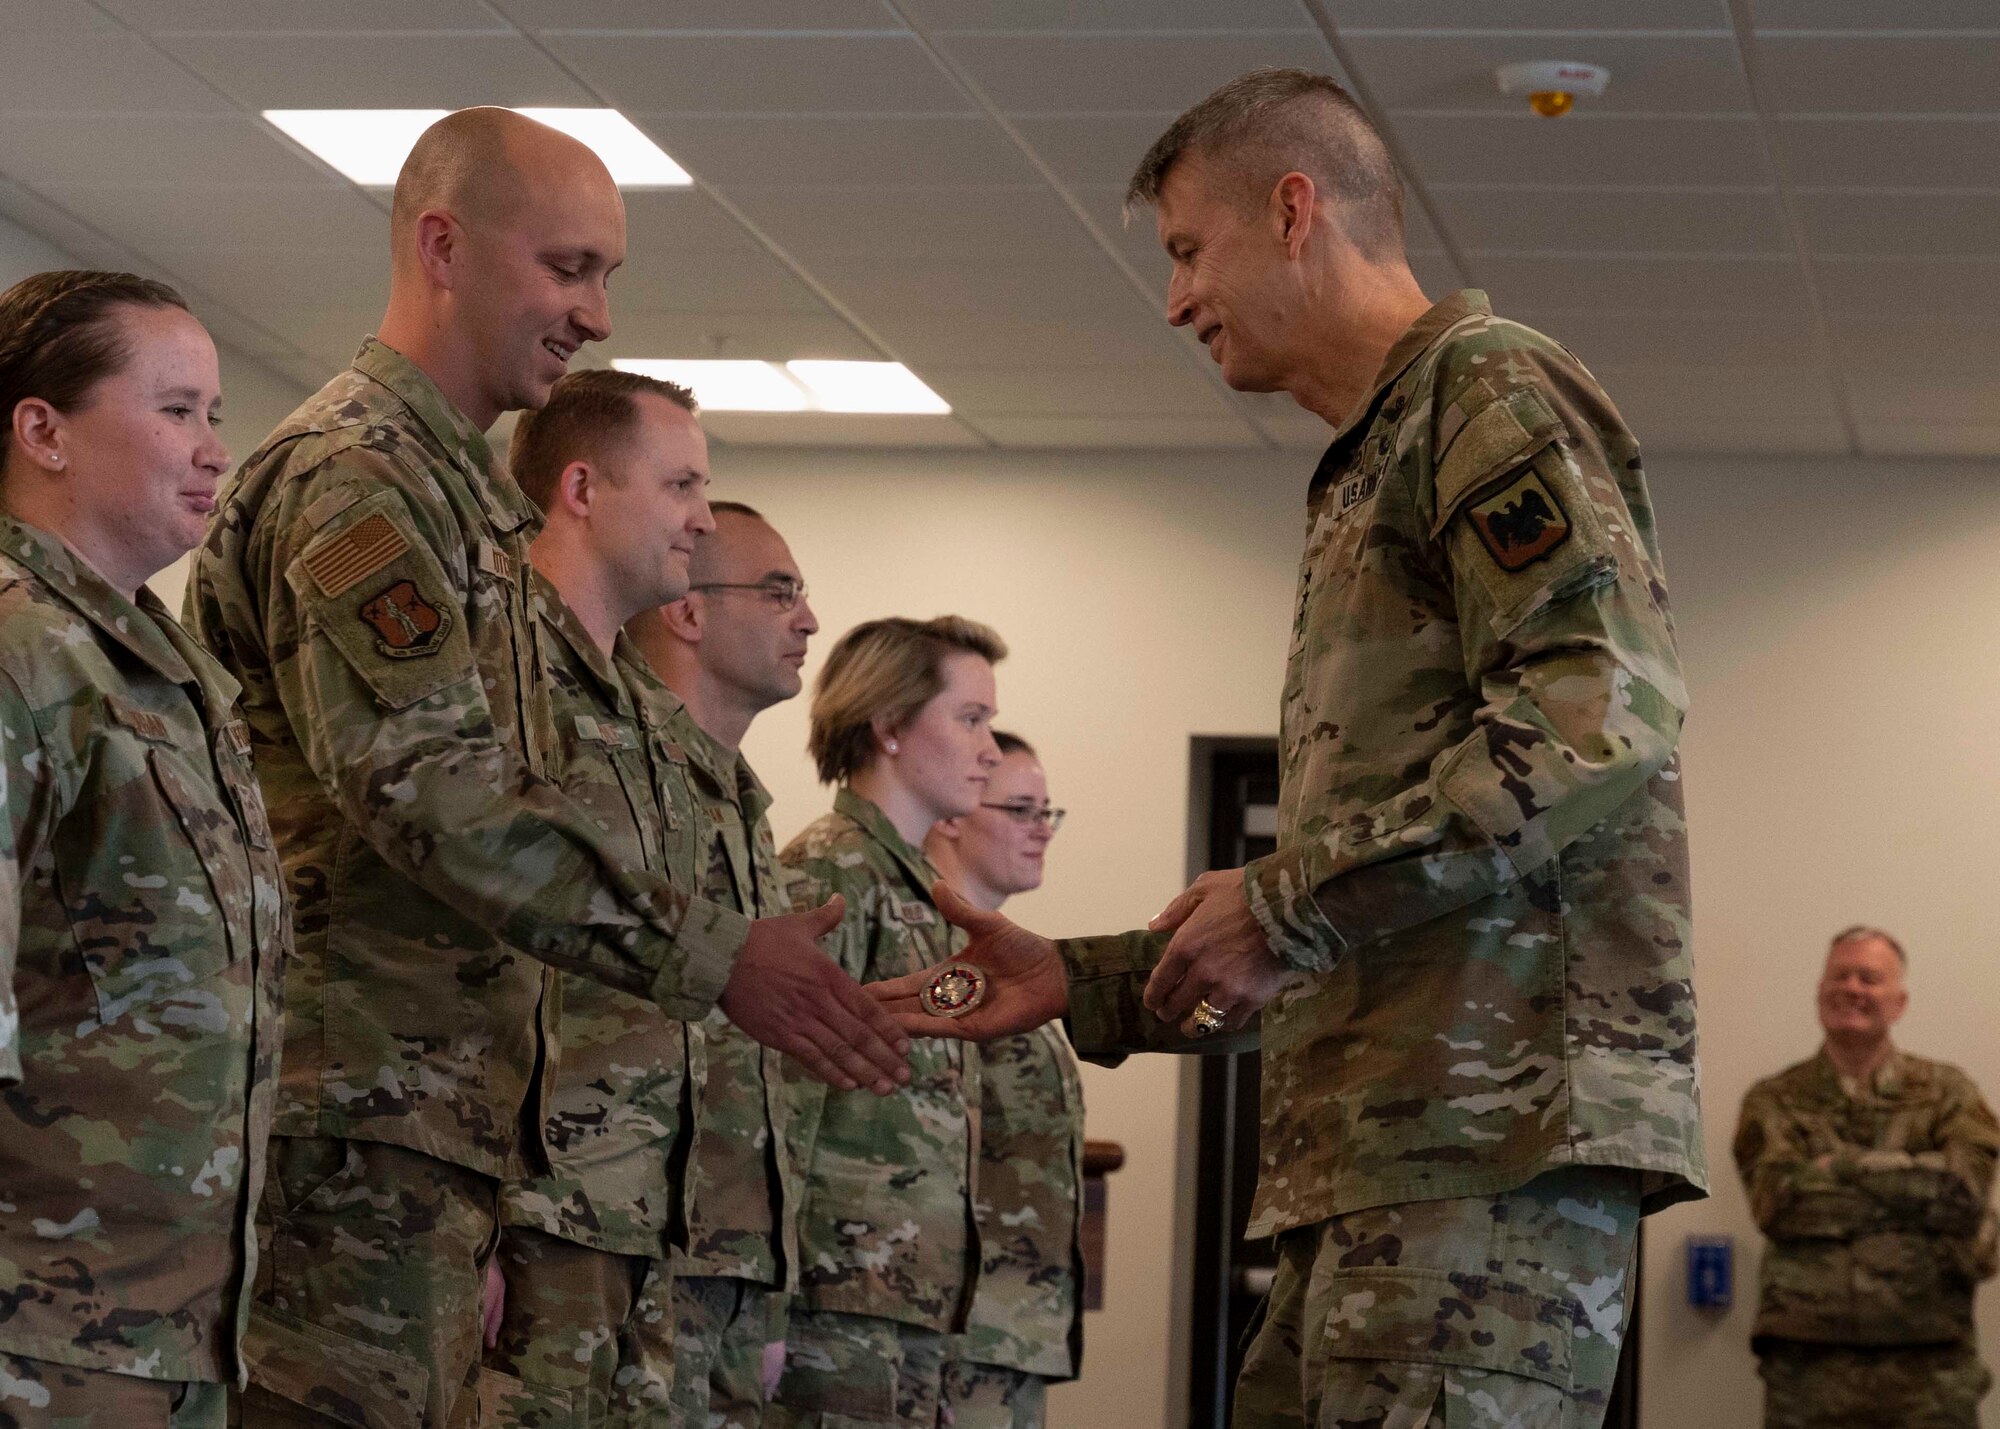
left=484, top=571, right=705, bottom=1426
left=879, top=72, right=1703, bottom=1429
left=0, top=511, right=286, bottom=1426
left=184, top=337, right=752, bottom=1427
left=1735, top=929, right=1998, bottom=1429
left=775, top=790, right=981, bottom=1427
left=668, top=712, right=798, bottom=1429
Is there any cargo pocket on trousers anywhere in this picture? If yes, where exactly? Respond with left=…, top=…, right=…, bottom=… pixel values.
left=242, top=1306, right=429, bottom=1429
left=774, top=1346, right=897, bottom=1423
left=1318, top=1265, right=1575, bottom=1391
left=475, top=1366, right=575, bottom=1427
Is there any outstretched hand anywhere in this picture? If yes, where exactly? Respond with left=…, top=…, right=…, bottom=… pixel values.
left=719, top=895, right=912, bottom=1094
left=1143, top=868, right=1292, bottom=1037
left=864, top=882, right=1070, bottom=1042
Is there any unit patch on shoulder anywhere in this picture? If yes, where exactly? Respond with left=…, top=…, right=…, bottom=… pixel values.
left=360, top=579, right=452, bottom=658
left=302, top=513, right=409, bottom=598
left=1465, top=469, right=1571, bottom=573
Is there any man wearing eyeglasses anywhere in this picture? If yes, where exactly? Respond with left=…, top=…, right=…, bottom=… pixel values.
left=630, top=503, right=818, bottom=1429
left=926, top=734, right=1086, bottom=1429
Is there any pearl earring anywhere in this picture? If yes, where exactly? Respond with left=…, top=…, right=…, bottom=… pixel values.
left=886, top=740, right=899, bottom=755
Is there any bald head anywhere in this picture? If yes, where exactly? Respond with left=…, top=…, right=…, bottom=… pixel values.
left=391, top=107, right=615, bottom=267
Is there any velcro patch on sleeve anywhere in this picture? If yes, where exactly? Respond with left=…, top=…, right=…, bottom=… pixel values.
left=301, top=513, right=409, bottom=598
left=1466, top=468, right=1572, bottom=572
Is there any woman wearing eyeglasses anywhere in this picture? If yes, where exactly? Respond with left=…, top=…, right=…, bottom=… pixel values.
left=771, top=615, right=1005, bottom=1428
left=926, top=733, right=1086, bottom=1429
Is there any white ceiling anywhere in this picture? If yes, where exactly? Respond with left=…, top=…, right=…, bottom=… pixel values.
left=3, top=0, right=1995, bottom=457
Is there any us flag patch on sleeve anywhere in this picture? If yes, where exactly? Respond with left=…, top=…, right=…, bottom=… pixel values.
left=302, top=513, right=409, bottom=597
left=1466, top=470, right=1571, bottom=572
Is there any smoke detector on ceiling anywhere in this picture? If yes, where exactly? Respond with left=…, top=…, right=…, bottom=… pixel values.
left=1495, top=60, right=1610, bottom=118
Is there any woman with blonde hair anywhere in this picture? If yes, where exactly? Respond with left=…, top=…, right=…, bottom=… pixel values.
left=771, top=615, right=1005, bottom=1427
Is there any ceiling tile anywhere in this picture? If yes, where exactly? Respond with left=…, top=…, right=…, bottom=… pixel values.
left=603, top=309, right=878, bottom=362
left=246, top=303, right=387, bottom=364
left=975, top=414, right=1261, bottom=448
left=191, top=300, right=305, bottom=362
left=1754, top=35, right=2000, bottom=114
left=1393, top=113, right=1772, bottom=187
left=1645, top=419, right=1849, bottom=455
left=1332, top=0, right=1731, bottom=28
left=806, top=251, right=1148, bottom=332
left=0, top=113, right=342, bottom=190
left=1856, top=424, right=2000, bottom=458
left=1830, top=317, right=2000, bottom=373
left=1750, top=0, right=2000, bottom=31
left=1796, top=190, right=2000, bottom=257
left=153, top=32, right=593, bottom=107
left=1230, top=391, right=1337, bottom=449
left=502, top=0, right=898, bottom=29
left=1409, top=250, right=1469, bottom=294
left=1076, top=186, right=1175, bottom=286
left=98, top=0, right=508, bottom=30
left=702, top=412, right=987, bottom=447
left=903, top=0, right=1313, bottom=29
left=0, top=0, right=120, bottom=31
left=638, top=115, right=1035, bottom=186
left=1432, top=185, right=1788, bottom=254
left=722, top=184, right=1072, bottom=259
left=612, top=248, right=829, bottom=314
left=1503, top=306, right=1824, bottom=368
left=547, top=33, right=972, bottom=115
left=35, top=181, right=388, bottom=254
left=1011, top=113, right=1173, bottom=187
left=938, top=30, right=1341, bottom=113
left=144, top=244, right=386, bottom=317
left=1346, top=34, right=1751, bottom=114
left=1582, top=361, right=1843, bottom=432
left=865, top=303, right=1189, bottom=367
left=917, top=361, right=1232, bottom=417
left=619, top=190, right=767, bottom=265
left=0, top=31, right=232, bottom=110
left=1776, top=117, right=2000, bottom=188
left=1471, top=253, right=1810, bottom=312
left=1846, top=372, right=2000, bottom=428
left=1816, top=257, right=2000, bottom=318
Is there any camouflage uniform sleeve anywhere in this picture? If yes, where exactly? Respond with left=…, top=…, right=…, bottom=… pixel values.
left=1733, top=1082, right=1880, bottom=1240
left=250, top=450, right=748, bottom=1019
left=1060, top=931, right=1256, bottom=1062
left=1244, top=347, right=1688, bottom=971
left=0, top=673, right=42, bottom=1087
left=1837, top=1072, right=2000, bottom=1237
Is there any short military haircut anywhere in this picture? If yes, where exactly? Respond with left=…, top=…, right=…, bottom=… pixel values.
left=993, top=730, right=1035, bottom=758
left=507, top=367, right=697, bottom=513
left=710, top=499, right=764, bottom=522
left=0, top=270, right=189, bottom=441
left=1831, top=925, right=1908, bottom=967
left=809, top=616, right=1007, bottom=785
left=1127, top=67, right=1405, bottom=261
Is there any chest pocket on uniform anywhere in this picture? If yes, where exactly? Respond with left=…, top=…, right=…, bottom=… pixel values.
left=70, top=697, right=252, bottom=1026
left=567, top=713, right=669, bottom=873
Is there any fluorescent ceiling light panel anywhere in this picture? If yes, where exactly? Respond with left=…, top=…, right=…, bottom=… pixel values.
left=264, top=108, right=689, bottom=188
left=615, top=360, right=953, bottom=416
left=614, top=360, right=809, bottom=412
left=787, top=361, right=952, bottom=415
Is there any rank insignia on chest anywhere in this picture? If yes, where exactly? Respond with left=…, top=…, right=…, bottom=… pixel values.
left=361, top=579, right=453, bottom=658
left=1466, top=469, right=1571, bottom=572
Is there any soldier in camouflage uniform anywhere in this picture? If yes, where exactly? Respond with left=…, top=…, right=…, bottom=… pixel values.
left=1735, top=926, right=1999, bottom=1429
left=873, top=71, right=1703, bottom=1429
left=182, top=110, right=905, bottom=1429
left=773, top=617, right=1009, bottom=1427
left=630, top=502, right=821, bottom=1429
left=477, top=368, right=731, bottom=1424
left=925, top=734, right=1084, bottom=1429
left=0, top=272, right=286, bottom=1426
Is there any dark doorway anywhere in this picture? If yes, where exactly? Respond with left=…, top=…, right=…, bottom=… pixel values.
left=1182, top=738, right=1642, bottom=1428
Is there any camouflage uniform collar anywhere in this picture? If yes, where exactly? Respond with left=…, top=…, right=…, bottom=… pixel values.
left=834, top=786, right=941, bottom=892
left=349, top=337, right=540, bottom=536
left=0, top=514, right=234, bottom=704
left=1329, top=288, right=1494, bottom=448
left=1815, top=1044, right=1907, bottom=1100
left=531, top=568, right=639, bottom=721
left=673, top=710, right=775, bottom=826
